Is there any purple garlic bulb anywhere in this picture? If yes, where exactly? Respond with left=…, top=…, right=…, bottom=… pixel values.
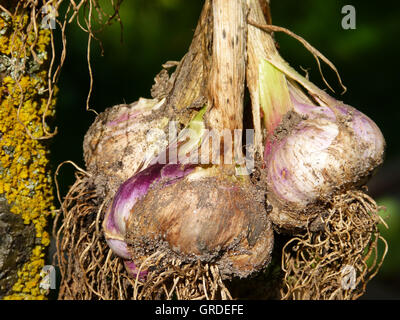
left=265, top=94, right=385, bottom=230
left=103, top=161, right=274, bottom=279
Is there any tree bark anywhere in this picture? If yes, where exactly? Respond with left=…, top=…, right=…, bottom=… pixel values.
left=0, top=6, right=56, bottom=299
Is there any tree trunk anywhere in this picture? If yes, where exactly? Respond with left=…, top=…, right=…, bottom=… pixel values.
left=0, top=6, right=56, bottom=299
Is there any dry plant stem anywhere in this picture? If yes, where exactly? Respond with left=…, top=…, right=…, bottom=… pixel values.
left=258, top=0, right=272, bottom=25
left=245, top=0, right=346, bottom=147
left=247, top=20, right=346, bottom=94
left=157, top=0, right=247, bottom=133
left=157, top=0, right=212, bottom=125
left=206, top=0, right=246, bottom=132
left=246, top=0, right=339, bottom=152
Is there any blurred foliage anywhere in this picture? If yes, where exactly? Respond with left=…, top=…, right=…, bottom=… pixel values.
left=49, top=0, right=400, bottom=297
left=377, top=197, right=400, bottom=276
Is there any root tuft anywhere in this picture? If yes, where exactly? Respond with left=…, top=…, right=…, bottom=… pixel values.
left=280, top=189, right=388, bottom=300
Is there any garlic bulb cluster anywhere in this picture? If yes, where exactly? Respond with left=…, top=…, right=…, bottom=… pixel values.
left=55, top=0, right=388, bottom=301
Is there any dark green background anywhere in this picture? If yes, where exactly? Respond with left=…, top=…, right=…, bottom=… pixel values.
left=49, top=0, right=400, bottom=299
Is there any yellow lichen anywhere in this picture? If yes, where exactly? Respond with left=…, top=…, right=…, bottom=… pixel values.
left=1, top=11, right=56, bottom=299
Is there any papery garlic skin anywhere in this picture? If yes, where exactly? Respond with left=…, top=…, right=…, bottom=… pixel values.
left=333, top=104, right=385, bottom=162
left=123, top=260, right=148, bottom=280
left=266, top=97, right=385, bottom=230
left=83, top=98, right=169, bottom=196
left=267, top=119, right=339, bottom=208
left=105, top=238, right=130, bottom=260
left=103, top=163, right=194, bottom=245
left=102, top=163, right=195, bottom=278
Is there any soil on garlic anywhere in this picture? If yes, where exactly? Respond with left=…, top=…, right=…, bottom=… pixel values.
left=270, top=111, right=306, bottom=144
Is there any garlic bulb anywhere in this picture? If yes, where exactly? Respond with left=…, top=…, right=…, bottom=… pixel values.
left=265, top=94, right=385, bottom=230
left=247, top=57, right=386, bottom=230
left=83, top=98, right=169, bottom=196
left=103, top=163, right=273, bottom=279
left=102, top=163, right=195, bottom=278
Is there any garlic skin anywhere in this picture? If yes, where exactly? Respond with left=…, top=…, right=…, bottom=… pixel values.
left=266, top=98, right=385, bottom=230
left=333, top=104, right=385, bottom=162
left=83, top=98, right=169, bottom=196
left=102, top=163, right=195, bottom=278
left=102, top=163, right=194, bottom=251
